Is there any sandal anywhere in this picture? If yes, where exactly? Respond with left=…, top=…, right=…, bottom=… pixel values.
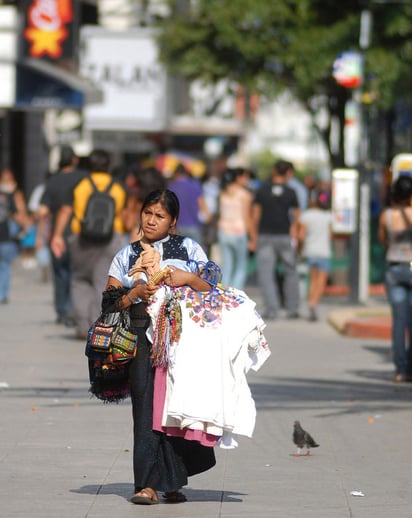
left=130, top=487, right=159, bottom=505
left=394, top=373, right=406, bottom=383
left=162, top=491, right=187, bottom=503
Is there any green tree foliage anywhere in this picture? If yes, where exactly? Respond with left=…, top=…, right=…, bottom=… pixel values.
left=155, top=0, right=412, bottom=166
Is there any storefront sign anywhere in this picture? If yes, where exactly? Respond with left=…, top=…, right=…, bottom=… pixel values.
left=80, top=28, right=168, bottom=131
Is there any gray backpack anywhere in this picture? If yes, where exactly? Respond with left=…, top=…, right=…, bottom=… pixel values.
left=80, top=177, right=116, bottom=243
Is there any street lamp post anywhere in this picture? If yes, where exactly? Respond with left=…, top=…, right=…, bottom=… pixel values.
left=356, top=9, right=372, bottom=304
left=348, top=9, right=372, bottom=304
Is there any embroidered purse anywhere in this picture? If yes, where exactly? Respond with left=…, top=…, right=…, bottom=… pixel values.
left=88, top=322, right=116, bottom=352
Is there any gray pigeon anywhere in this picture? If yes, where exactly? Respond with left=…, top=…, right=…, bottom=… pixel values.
left=293, top=421, right=319, bottom=456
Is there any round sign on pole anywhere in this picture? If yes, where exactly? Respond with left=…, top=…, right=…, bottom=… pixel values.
left=332, top=51, right=363, bottom=89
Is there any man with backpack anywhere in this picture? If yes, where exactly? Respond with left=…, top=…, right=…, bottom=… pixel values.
left=50, top=149, right=127, bottom=339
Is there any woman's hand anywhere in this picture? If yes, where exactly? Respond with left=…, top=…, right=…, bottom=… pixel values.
left=164, top=267, right=212, bottom=291
left=133, top=282, right=159, bottom=302
left=163, top=267, right=188, bottom=288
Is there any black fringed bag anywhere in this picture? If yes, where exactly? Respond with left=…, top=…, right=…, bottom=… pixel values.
left=85, top=287, right=138, bottom=402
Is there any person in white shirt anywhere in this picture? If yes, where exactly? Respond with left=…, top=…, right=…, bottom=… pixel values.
left=299, top=188, right=332, bottom=321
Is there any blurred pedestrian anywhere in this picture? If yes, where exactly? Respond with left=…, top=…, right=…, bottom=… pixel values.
left=299, top=188, right=332, bottom=321
left=112, top=164, right=140, bottom=243
left=37, top=147, right=87, bottom=325
left=286, top=161, right=308, bottom=211
left=378, top=175, right=412, bottom=382
left=201, top=167, right=222, bottom=257
left=29, top=171, right=52, bottom=282
left=217, top=167, right=252, bottom=290
left=250, top=159, right=300, bottom=320
left=168, top=163, right=210, bottom=250
left=0, top=167, right=29, bottom=240
left=20, top=177, right=49, bottom=270
left=0, top=168, right=26, bottom=303
left=50, top=149, right=127, bottom=339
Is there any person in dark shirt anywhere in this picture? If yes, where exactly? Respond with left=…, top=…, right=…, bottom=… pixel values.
left=250, top=159, right=301, bottom=320
left=37, top=146, right=87, bottom=325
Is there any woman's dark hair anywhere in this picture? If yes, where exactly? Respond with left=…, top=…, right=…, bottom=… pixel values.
left=311, top=188, right=331, bottom=210
left=220, top=167, right=247, bottom=190
left=220, top=168, right=236, bottom=190
left=140, top=189, right=180, bottom=222
left=391, top=175, right=412, bottom=204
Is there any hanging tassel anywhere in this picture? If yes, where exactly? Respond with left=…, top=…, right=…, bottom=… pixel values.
left=168, top=292, right=182, bottom=345
left=151, top=299, right=167, bottom=367
left=150, top=290, right=182, bottom=367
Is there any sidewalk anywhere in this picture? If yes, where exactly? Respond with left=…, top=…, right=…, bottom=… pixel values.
left=1, top=259, right=411, bottom=518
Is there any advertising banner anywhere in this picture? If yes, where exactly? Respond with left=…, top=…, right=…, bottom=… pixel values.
left=331, top=168, right=359, bottom=234
left=22, top=0, right=76, bottom=60
left=332, top=51, right=362, bottom=89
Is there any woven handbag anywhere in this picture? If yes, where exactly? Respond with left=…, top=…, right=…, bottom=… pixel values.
left=111, top=327, right=138, bottom=363
left=88, top=322, right=115, bottom=352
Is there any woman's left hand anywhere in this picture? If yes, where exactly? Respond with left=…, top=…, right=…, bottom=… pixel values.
left=164, top=267, right=187, bottom=288
left=164, top=266, right=212, bottom=292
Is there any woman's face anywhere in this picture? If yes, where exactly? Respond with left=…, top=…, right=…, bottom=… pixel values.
left=140, top=201, right=176, bottom=242
left=236, top=171, right=250, bottom=186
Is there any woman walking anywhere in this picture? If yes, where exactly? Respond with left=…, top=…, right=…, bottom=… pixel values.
left=91, top=189, right=269, bottom=504
left=378, top=176, right=412, bottom=382
left=217, top=167, right=253, bottom=290
left=299, top=188, right=332, bottom=321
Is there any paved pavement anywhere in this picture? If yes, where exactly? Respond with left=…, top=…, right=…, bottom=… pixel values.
left=1, top=258, right=412, bottom=518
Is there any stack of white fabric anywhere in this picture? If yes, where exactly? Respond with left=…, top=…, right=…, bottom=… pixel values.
left=147, top=285, right=271, bottom=449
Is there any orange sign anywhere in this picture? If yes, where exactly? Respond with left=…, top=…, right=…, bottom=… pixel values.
left=24, top=0, right=73, bottom=59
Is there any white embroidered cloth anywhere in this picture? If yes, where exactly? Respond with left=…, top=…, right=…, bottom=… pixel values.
left=147, top=286, right=270, bottom=448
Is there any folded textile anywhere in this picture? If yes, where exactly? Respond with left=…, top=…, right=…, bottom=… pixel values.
left=148, top=285, right=270, bottom=448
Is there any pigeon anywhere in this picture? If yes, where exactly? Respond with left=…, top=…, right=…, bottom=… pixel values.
left=293, top=421, right=319, bottom=456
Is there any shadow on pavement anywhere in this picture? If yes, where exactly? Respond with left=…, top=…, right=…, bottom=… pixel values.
left=71, top=483, right=245, bottom=503
left=250, top=373, right=412, bottom=417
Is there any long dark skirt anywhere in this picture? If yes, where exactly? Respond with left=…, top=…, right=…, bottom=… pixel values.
left=129, top=315, right=216, bottom=493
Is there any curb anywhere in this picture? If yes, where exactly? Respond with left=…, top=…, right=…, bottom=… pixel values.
left=328, top=307, right=391, bottom=340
